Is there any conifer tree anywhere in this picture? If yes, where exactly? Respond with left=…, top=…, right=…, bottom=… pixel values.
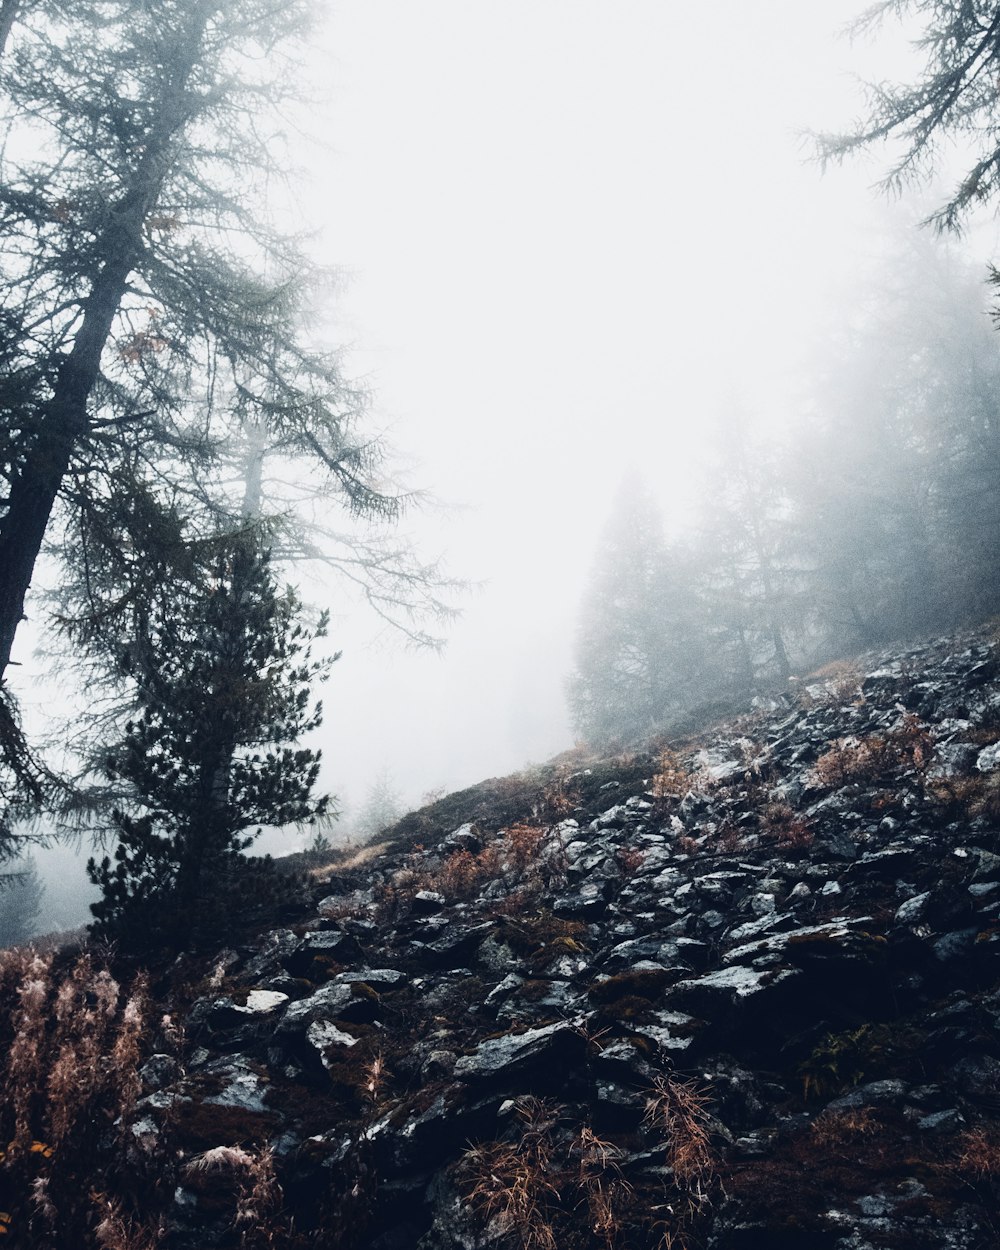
left=568, top=476, right=710, bottom=745
left=0, top=0, right=458, bottom=849
left=88, top=532, right=331, bottom=948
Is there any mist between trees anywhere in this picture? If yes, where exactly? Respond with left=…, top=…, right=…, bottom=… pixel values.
left=570, top=0, right=1000, bottom=751
left=568, top=230, right=1000, bottom=748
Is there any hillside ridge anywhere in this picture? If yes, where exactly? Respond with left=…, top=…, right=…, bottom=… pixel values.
left=5, top=624, right=1000, bottom=1248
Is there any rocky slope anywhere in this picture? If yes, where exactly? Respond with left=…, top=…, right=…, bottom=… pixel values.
left=117, top=627, right=1000, bottom=1247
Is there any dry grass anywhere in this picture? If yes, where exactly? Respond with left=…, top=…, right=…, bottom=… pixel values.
left=437, top=844, right=504, bottom=898
left=643, top=1074, right=716, bottom=1249
left=809, top=1106, right=878, bottom=1152
left=928, top=772, right=1000, bottom=821
left=812, top=714, right=933, bottom=789
left=615, top=846, right=646, bottom=875
left=760, top=802, right=814, bottom=851
left=309, top=840, right=389, bottom=875
left=506, top=822, right=547, bottom=874
left=461, top=1099, right=563, bottom=1250
left=0, top=950, right=157, bottom=1246
left=185, top=1145, right=288, bottom=1248
left=955, top=1127, right=1000, bottom=1179
left=643, top=1075, right=714, bottom=1195
left=651, top=749, right=692, bottom=801
left=572, top=1127, right=631, bottom=1250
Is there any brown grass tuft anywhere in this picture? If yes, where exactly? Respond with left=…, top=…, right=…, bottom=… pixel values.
left=812, top=713, right=933, bottom=789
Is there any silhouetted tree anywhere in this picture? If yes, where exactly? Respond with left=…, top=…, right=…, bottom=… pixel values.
left=0, top=0, right=458, bottom=850
left=0, top=855, right=42, bottom=947
left=355, top=768, right=404, bottom=840
left=694, top=415, right=800, bottom=688
left=88, top=533, right=331, bottom=949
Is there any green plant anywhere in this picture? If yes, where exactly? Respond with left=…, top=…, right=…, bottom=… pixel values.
left=798, top=1025, right=884, bottom=1101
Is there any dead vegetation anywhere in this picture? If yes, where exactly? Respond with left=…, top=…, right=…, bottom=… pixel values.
left=459, top=1080, right=715, bottom=1250
left=811, top=713, right=934, bottom=788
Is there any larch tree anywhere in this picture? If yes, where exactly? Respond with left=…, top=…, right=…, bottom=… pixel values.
left=815, top=0, right=1000, bottom=231
left=568, top=475, right=708, bottom=746
left=0, top=0, right=457, bottom=846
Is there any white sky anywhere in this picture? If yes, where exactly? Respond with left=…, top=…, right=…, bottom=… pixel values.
left=281, top=0, right=937, bottom=828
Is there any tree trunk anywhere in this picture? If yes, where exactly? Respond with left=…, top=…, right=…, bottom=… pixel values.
left=0, top=14, right=208, bottom=681
left=0, top=0, right=21, bottom=60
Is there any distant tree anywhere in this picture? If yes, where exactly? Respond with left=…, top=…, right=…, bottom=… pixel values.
left=694, top=415, right=801, bottom=688
left=568, top=476, right=710, bottom=745
left=356, top=768, right=404, bottom=840
left=0, top=855, right=43, bottom=948
left=88, top=532, right=331, bottom=949
left=788, top=233, right=1000, bottom=642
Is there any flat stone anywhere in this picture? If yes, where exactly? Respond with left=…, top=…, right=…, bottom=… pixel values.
left=976, top=742, right=1000, bottom=772
left=454, top=1020, right=584, bottom=1081
left=306, top=1019, right=359, bottom=1068
left=334, top=968, right=408, bottom=988
left=275, top=982, right=355, bottom=1035
left=894, top=892, right=931, bottom=926
left=200, top=1058, right=270, bottom=1113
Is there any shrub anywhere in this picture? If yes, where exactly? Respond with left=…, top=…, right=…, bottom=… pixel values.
left=760, top=802, right=814, bottom=850
left=812, top=714, right=933, bottom=788
left=651, top=749, right=691, bottom=801
left=640, top=1074, right=717, bottom=1249
left=460, top=1099, right=563, bottom=1250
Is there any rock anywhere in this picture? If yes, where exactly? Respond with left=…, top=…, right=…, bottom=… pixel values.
left=442, top=823, right=482, bottom=852
left=199, top=1057, right=271, bottom=1113
left=275, top=982, right=356, bottom=1035
left=306, top=1019, right=359, bottom=1069
left=453, top=1020, right=585, bottom=1083
left=139, top=1054, right=182, bottom=1092
left=335, top=967, right=408, bottom=988
left=665, top=965, right=800, bottom=1033
left=284, top=929, right=363, bottom=976
left=895, top=892, right=931, bottom=925
left=976, top=742, right=1000, bottom=772
left=411, top=890, right=446, bottom=914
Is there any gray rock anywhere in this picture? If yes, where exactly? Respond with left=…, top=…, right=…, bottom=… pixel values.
left=275, top=982, right=355, bottom=1035
left=917, top=1108, right=964, bottom=1133
left=306, top=1018, right=359, bottom=1069
left=976, top=742, right=1000, bottom=772
left=894, top=891, right=931, bottom=925
left=334, top=967, right=408, bottom=988
left=828, top=1079, right=907, bottom=1110
left=200, top=1057, right=270, bottom=1113
left=453, top=1020, right=584, bottom=1081
left=139, top=1054, right=181, bottom=1092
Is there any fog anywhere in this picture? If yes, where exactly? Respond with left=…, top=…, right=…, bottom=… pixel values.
left=11, top=0, right=1000, bottom=933
left=298, top=1, right=943, bottom=817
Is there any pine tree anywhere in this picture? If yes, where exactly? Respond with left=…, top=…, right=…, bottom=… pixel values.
left=815, top=1, right=1000, bottom=232
left=88, top=533, right=331, bottom=949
